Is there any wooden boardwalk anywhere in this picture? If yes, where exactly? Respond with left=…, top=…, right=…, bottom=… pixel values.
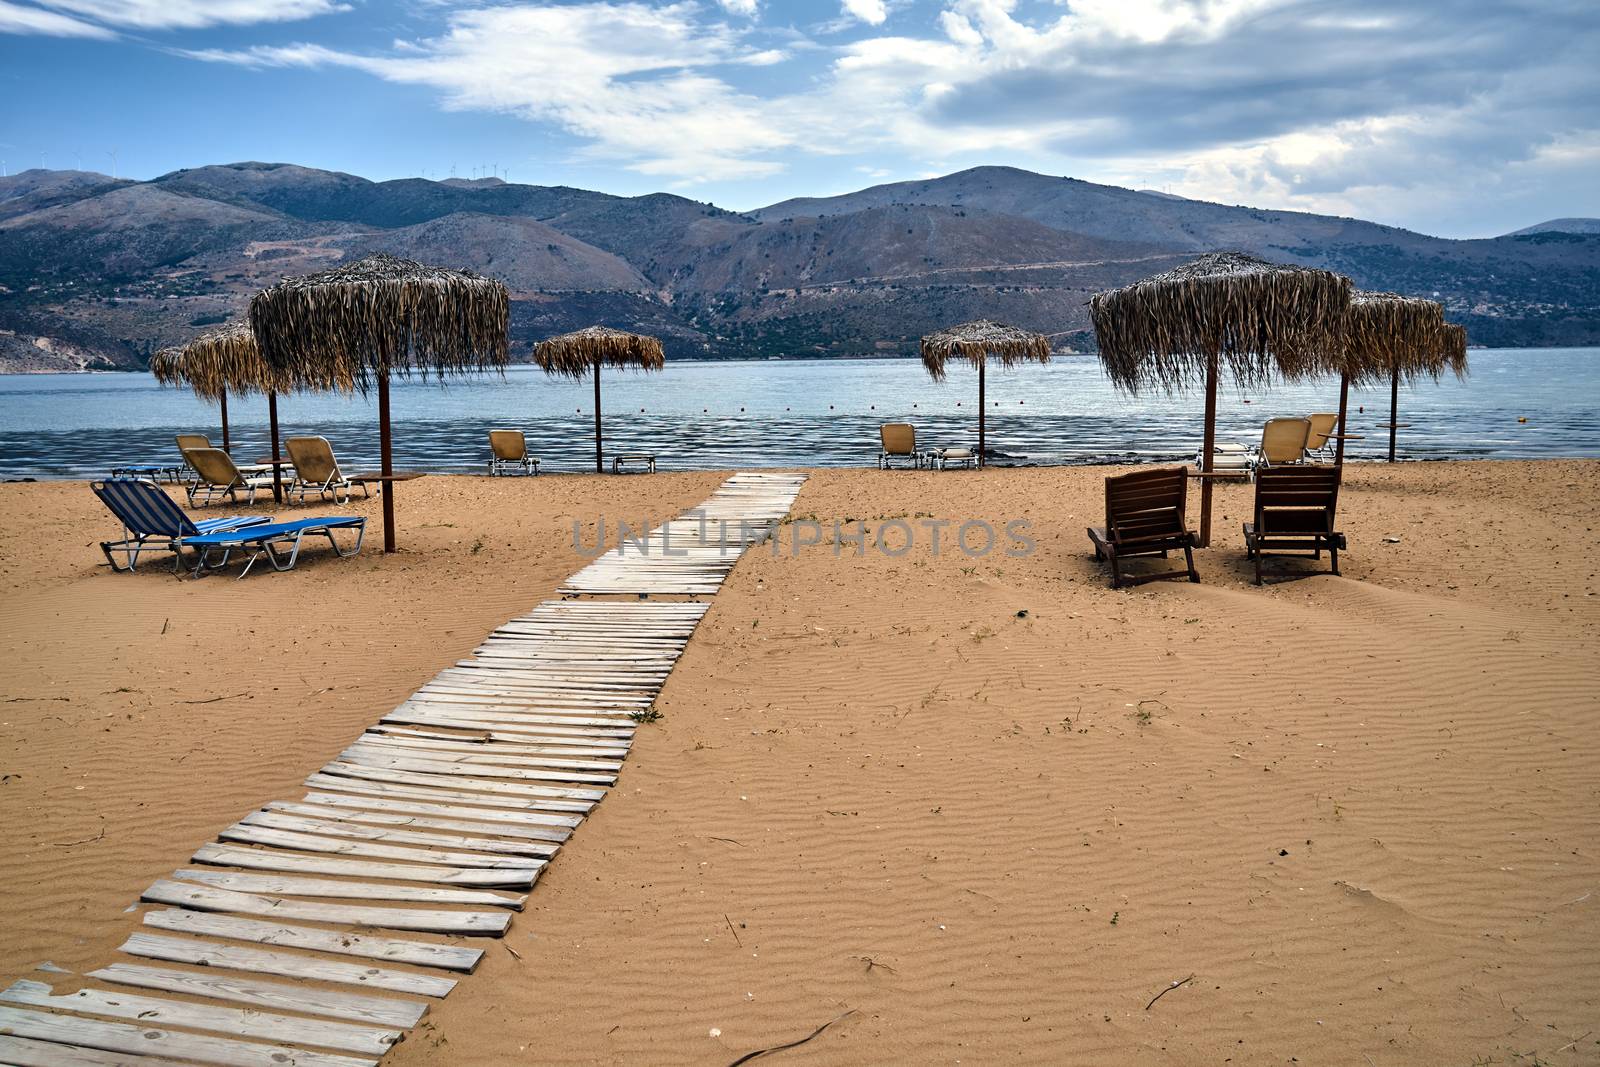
left=3, top=471, right=806, bottom=1066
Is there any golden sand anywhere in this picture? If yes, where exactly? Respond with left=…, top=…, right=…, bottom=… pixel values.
left=1, top=461, right=1596, bottom=1065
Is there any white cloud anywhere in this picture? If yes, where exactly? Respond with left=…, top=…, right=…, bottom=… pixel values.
left=716, top=0, right=758, bottom=15
left=37, top=0, right=345, bottom=30
left=840, top=0, right=886, bottom=27
left=0, top=0, right=113, bottom=36
left=191, top=3, right=795, bottom=181
left=173, top=0, right=1600, bottom=232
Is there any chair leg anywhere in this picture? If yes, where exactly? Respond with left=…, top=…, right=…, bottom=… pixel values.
left=1254, top=546, right=1264, bottom=585
left=1184, top=543, right=1200, bottom=583
left=1328, top=540, right=1340, bottom=576
left=1108, top=550, right=1123, bottom=590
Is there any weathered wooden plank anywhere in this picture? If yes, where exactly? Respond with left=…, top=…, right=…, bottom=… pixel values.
left=268, top=801, right=569, bottom=845
left=141, top=880, right=510, bottom=937
left=173, top=866, right=526, bottom=909
left=333, top=750, right=617, bottom=786
left=0, top=1033, right=190, bottom=1066
left=117, top=932, right=456, bottom=997
left=141, top=909, right=483, bottom=973
left=87, top=963, right=427, bottom=1029
left=238, top=811, right=558, bottom=859
left=191, top=843, right=537, bottom=888
left=345, top=738, right=623, bottom=773
left=382, top=708, right=634, bottom=736
left=299, top=790, right=581, bottom=829
left=368, top=725, right=630, bottom=754
left=1, top=979, right=400, bottom=1057
left=216, top=824, right=546, bottom=871
left=317, top=763, right=602, bottom=807
left=344, top=742, right=617, bottom=783
left=0, top=1005, right=375, bottom=1067
left=303, top=773, right=596, bottom=814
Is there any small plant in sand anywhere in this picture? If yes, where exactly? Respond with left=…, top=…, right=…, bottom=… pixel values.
left=629, top=708, right=662, bottom=724
left=470, top=537, right=484, bottom=555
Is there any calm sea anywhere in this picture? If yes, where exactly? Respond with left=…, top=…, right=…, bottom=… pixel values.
left=0, top=349, right=1595, bottom=478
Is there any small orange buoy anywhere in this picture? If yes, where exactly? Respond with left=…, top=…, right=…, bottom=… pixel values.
left=1518, top=416, right=1528, bottom=423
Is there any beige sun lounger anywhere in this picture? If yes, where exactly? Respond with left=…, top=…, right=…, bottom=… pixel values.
left=1304, top=412, right=1340, bottom=459
left=184, top=447, right=275, bottom=507
left=1255, top=417, right=1312, bottom=472
left=286, top=435, right=373, bottom=503
left=878, top=424, right=920, bottom=469
left=1197, top=440, right=1253, bottom=478
left=488, top=430, right=539, bottom=476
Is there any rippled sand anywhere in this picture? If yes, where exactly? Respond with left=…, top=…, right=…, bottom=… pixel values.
left=2, top=461, right=1597, bottom=1065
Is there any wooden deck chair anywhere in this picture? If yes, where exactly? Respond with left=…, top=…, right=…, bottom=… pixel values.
left=1243, top=466, right=1347, bottom=584
left=286, top=435, right=373, bottom=503
left=1304, top=413, right=1340, bottom=460
left=878, top=424, right=920, bottom=469
left=1087, top=467, right=1201, bottom=588
left=488, top=430, right=540, bottom=476
left=1255, top=417, right=1312, bottom=472
left=184, top=447, right=274, bottom=508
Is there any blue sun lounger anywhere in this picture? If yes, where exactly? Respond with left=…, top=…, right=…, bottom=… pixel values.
left=92, top=479, right=271, bottom=573
left=181, top=516, right=367, bottom=578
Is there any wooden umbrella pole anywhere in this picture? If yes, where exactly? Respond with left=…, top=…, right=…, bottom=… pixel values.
left=378, top=367, right=396, bottom=553
left=594, top=356, right=603, bottom=474
left=267, top=389, right=283, bottom=503
left=219, top=388, right=231, bottom=453
left=1388, top=365, right=1400, bottom=462
left=1335, top=373, right=1350, bottom=465
left=1199, top=347, right=1219, bottom=548
left=978, top=357, right=987, bottom=468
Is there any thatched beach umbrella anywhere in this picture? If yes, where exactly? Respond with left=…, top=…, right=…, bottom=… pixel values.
left=250, top=254, right=510, bottom=552
left=920, top=320, right=1051, bottom=468
left=153, top=321, right=301, bottom=501
left=1090, top=252, right=1352, bottom=546
left=534, top=326, right=664, bottom=474
left=1342, top=293, right=1467, bottom=461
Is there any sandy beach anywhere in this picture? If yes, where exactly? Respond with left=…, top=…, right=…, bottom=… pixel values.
left=2, top=460, right=1597, bottom=1065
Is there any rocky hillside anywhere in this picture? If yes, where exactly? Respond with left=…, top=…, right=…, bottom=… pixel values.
left=1, top=161, right=1595, bottom=370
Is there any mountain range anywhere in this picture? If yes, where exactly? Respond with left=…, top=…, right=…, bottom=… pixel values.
left=1, top=162, right=1596, bottom=372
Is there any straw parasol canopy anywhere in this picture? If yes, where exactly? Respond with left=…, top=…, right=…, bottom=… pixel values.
left=249, top=254, right=511, bottom=552
left=534, top=325, right=664, bottom=474
left=919, top=320, right=1052, bottom=380
left=533, top=325, right=664, bottom=378
left=153, top=321, right=280, bottom=401
left=1342, top=291, right=1468, bottom=461
left=1090, top=252, right=1353, bottom=546
left=1091, top=251, right=1352, bottom=394
left=918, top=320, right=1051, bottom=468
left=249, top=253, right=510, bottom=391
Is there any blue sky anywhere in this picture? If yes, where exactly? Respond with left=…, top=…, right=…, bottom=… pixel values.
left=2, top=0, right=1597, bottom=237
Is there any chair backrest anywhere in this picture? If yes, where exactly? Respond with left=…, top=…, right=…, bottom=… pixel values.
left=186, top=447, right=244, bottom=487
left=489, top=430, right=527, bottom=461
left=1305, top=413, right=1340, bottom=450
left=92, top=479, right=199, bottom=538
left=1253, top=466, right=1341, bottom=535
left=1105, top=466, right=1190, bottom=542
left=175, top=433, right=212, bottom=453
left=880, top=424, right=916, bottom=456
left=1260, top=418, right=1312, bottom=464
left=286, top=435, right=340, bottom=482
